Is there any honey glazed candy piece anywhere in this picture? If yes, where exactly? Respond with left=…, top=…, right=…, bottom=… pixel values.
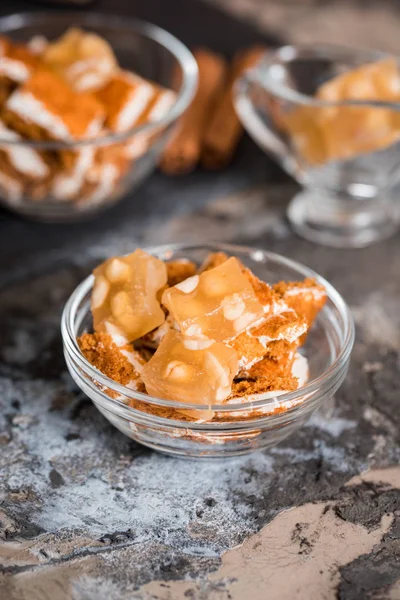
left=162, top=257, right=265, bottom=344
left=91, top=249, right=167, bottom=343
left=141, top=330, right=238, bottom=406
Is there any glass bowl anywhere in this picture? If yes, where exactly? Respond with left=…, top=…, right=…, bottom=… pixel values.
left=234, top=44, right=400, bottom=248
left=0, top=12, right=197, bottom=221
left=61, top=243, right=355, bottom=459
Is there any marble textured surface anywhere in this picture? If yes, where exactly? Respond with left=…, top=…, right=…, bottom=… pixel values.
left=1, top=1, right=400, bottom=599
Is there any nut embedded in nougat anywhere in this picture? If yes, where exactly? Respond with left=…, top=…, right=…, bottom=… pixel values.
left=162, top=257, right=264, bottom=343
left=92, top=249, right=167, bottom=343
left=141, top=330, right=238, bottom=407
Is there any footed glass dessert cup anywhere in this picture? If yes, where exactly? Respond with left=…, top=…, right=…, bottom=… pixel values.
left=62, top=243, right=354, bottom=459
left=235, top=45, right=400, bottom=248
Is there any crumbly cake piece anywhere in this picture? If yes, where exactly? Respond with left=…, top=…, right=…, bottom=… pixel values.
left=166, top=260, right=197, bottom=287
left=78, top=332, right=146, bottom=394
left=0, top=119, right=50, bottom=182
left=3, top=68, right=105, bottom=141
left=242, top=353, right=295, bottom=380
left=238, top=339, right=298, bottom=378
left=229, top=375, right=298, bottom=400
left=198, top=251, right=229, bottom=272
left=273, top=278, right=327, bottom=333
left=262, top=339, right=298, bottom=362
left=227, top=310, right=307, bottom=370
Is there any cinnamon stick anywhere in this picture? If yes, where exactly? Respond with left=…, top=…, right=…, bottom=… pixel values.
left=201, top=46, right=266, bottom=169
left=160, top=49, right=228, bottom=175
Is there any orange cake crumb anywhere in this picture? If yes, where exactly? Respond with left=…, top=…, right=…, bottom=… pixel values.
left=166, top=259, right=197, bottom=287
left=273, top=278, right=327, bottom=335
left=244, top=353, right=295, bottom=380
left=198, top=251, right=229, bottom=272
left=78, top=331, right=145, bottom=391
left=229, top=375, right=298, bottom=399
left=228, top=310, right=306, bottom=371
left=263, top=339, right=299, bottom=362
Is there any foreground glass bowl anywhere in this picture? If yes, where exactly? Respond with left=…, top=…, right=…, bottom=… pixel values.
left=235, top=45, right=400, bottom=248
left=0, top=12, right=197, bottom=221
left=61, top=243, right=354, bottom=458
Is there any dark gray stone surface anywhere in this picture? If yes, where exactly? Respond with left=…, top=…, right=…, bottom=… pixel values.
left=0, top=1, right=400, bottom=598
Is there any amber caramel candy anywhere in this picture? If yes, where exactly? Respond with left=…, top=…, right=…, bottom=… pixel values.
left=283, top=58, right=400, bottom=164
left=92, top=249, right=167, bottom=343
left=162, top=257, right=264, bottom=344
left=141, top=330, right=238, bottom=406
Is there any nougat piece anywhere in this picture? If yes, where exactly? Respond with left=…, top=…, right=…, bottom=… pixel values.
left=123, top=87, right=176, bottom=159
left=51, top=146, right=95, bottom=202
left=78, top=332, right=146, bottom=396
left=0, top=35, right=40, bottom=85
left=95, top=71, right=155, bottom=133
left=166, top=259, right=197, bottom=287
left=78, top=153, right=124, bottom=208
left=0, top=119, right=50, bottom=182
left=273, top=278, right=326, bottom=336
left=43, top=27, right=118, bottom=92
left=92, top=249, right=167, bottom=342
left=162, top=257, right=264, bottom=344
left=141, top=331, right=238, bottom=406
left=3, top=68, right=105, bottom=141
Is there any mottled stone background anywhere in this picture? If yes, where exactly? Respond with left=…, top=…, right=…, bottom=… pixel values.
left=1, top=1, right=399, bottom=599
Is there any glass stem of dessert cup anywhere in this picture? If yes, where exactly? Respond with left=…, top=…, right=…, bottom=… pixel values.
left=288, top=185, right=400, bottom=249
left=235, top=71, right=400, bottom=249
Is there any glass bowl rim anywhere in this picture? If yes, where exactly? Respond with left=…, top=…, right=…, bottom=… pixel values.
left=246, top=43, right=400, bottom=111
left=0, top=11, right=198, bottom=149
left=61, top=242, right=355, bottom=419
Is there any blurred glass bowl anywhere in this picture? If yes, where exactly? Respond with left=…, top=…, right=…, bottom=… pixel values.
left=235, top=45, right=400, bottom=247
left=0, top=12, right=198, bottom=221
